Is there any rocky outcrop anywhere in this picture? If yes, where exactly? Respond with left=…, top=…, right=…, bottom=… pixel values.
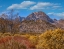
left=26, top=11, right=54, bottom=23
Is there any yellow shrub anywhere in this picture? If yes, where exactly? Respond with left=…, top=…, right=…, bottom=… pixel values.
left=29, top=35, right=38, bottom=45
left=2, top=33, right=12, bottom=37
left=37, top=29, right=64, bottom=49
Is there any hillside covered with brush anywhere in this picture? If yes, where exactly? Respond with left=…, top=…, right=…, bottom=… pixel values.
left=0, top=29, right=64, bottom=49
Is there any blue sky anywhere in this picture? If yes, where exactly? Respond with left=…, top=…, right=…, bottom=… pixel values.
left=0, top=0, right=64, bottom=20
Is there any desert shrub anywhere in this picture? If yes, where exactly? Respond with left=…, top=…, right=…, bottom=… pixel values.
left=0, top=37, right=27, bottom=49
left=36, top=28, right=64, bottom=49
left=14, top=34, right=21, bottom=36
left=19, top=44, right=26, bottom=49
left=21, top=34, right=30, bottom=38
left=14, top=34, right=30, bottom=39
left=12, top=41, right=26, bottom=49
left=0, top=33, right=3, bottom=37
left=29, top=35, right=38, bottom=45
left=2, top=33, right=12, bottom=37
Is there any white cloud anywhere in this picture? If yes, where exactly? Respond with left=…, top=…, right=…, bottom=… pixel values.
left=48, top=12, right=64, bottom=19
left=7, top=1, right=62, bottom=10
left=30, top=2, right=60, bottom=10
left=7, top=1, right=36, bottom=10
left=52, top=6, right=61, bottom=9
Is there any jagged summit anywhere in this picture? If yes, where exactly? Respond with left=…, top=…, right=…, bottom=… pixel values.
left=26, top=11, right=54, bottom=23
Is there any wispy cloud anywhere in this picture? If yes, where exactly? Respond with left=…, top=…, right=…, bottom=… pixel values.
left=52, top=6, right=61, bottom=9
left=7, top=1, right=62, bottom=10
left=7, top=1, right=36, bottom=10
left=48, top=12, right=64, bottom=19
left=30, top=2, right=61, bottom=10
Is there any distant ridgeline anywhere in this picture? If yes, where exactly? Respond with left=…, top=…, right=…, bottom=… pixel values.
left=0, top=11, right=64, bottom=33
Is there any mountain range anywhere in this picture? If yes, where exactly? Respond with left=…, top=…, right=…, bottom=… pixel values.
left=0, top=11, right=63, bottom=33
left=18, top=11, right=64, bottom=33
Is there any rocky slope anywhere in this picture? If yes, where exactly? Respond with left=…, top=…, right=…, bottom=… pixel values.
left=52, top=19, right=64, bottom=29
left=19, top=20, right=56, bottom=33
left=26, top=11, right=54, bottom=23
left=19, top=11, right=64, bottom=33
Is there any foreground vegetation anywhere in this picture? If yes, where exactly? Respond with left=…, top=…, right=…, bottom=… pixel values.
left=0, top=29, right=64, bottom=49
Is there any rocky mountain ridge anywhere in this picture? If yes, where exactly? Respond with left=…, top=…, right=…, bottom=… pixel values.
left=26, top=11, right=54, bottom=23
left=19, top=11, right=58, bottom=33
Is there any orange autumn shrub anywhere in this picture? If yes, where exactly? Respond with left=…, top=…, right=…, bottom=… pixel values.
left=36, top=28, right=64, bottom=49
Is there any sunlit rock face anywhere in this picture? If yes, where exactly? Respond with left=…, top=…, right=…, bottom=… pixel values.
left=26, top=11, right=54, bottom=23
